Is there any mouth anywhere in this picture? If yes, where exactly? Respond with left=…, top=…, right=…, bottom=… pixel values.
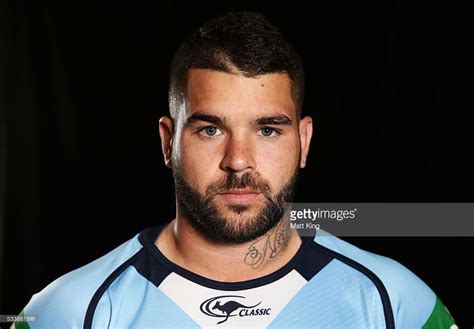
left=217, top=189, right=261, bottom=204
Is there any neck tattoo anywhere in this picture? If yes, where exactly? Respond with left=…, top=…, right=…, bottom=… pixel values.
left=243, top=220, right=291, bottom=269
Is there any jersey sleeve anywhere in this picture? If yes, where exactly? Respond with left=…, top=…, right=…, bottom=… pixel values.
left=10, top=234, right=143, bottom=329
left=368, top=255, right=458, bottom=328
left=11, top=277, right=113, bottom=329
left=315, top=231, right=458, bottom=328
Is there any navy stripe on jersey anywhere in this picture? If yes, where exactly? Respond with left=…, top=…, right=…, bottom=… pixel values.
left=293, top=239, right=333, bottom=281
left=83, top=248, right=145, bottom=329
left=312, top=242, right=395, bottom=329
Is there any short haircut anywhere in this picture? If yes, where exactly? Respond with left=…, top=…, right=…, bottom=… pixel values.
left=168, top=11, right=305, bottom=119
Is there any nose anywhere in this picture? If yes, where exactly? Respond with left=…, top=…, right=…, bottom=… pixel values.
left=220, top=133, right=256, bottom=173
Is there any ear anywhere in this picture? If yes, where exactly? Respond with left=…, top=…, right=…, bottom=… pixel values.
left=298, top=116, right=313, bottom=168
left=158, top=116, right=175, bottom=168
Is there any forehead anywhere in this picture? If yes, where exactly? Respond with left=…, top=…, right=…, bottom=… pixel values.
left=184, top=69, right=296, bottom=119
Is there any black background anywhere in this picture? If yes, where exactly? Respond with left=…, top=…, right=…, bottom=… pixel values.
left=1, top=0, right=472, bottom=327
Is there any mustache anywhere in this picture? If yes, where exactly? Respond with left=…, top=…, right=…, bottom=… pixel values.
left=206, top=173, right=272, bottom=200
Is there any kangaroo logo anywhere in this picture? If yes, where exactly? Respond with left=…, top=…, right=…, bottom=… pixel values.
left=200, top=295, right=270, bottom=324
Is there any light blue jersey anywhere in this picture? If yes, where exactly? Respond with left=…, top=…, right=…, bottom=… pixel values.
left=13, top=225, right=456, bottom=328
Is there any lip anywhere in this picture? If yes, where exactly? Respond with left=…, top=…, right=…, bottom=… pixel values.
left=220, top=189, right=259, bottom=195
left=218, top=189, right=260, bottom=204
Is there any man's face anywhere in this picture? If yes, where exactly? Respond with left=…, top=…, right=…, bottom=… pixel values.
left=161, top=69, right=312, bottom=243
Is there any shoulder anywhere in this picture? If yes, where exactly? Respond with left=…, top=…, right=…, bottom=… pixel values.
left=17, top=233, right=144, bottom=329
left=313, top=230, right=456, bottom=328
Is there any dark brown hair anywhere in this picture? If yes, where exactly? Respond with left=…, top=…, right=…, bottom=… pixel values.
left=168, top=11, right=305, bottom=118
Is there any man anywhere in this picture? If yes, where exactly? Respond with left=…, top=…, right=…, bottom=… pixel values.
left=13, top=11, right=456, bottom=329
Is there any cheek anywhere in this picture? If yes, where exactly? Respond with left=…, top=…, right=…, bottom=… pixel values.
left=255, top=139, right=300, bottom=187
left=178, top=136, right=224, bottom=190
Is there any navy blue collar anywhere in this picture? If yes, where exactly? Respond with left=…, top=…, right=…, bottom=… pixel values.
left=136, top=223, right=327, bottom=290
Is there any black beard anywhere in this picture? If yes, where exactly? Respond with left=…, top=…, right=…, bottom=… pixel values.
left=172, top=165, right=299, bottom=243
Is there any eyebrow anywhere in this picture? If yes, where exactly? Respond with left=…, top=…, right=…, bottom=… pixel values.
left=186, top=113, right=224, bottom=126
left=256, top=115, right=293, bottom=126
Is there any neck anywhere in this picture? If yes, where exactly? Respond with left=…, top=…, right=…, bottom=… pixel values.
left=155, top=215, right=302, bottom=282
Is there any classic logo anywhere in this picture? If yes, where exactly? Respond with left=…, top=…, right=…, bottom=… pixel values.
left=200, top=295, right=271, bottom=324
